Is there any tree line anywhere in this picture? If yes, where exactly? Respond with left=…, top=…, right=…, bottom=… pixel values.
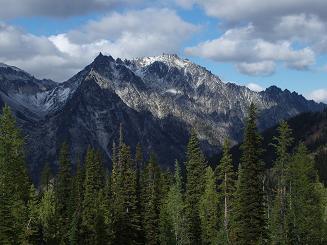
left=0, top=104, right=326, bottom=244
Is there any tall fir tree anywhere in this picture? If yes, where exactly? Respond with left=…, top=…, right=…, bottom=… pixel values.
left=24, top=184, right=41, bottom=244
left=233, top=103, right=267, bottom=244
left=160, top=161, right=189, bottom=245
left=55, top=142, right=73, bottom=243
left=142, top=153, right=162, bottom=245
left=216, top=139, right=236, bottom=243
left=81, top=147, right=106, bottom=244
left=102, top=169, right=114, bottom=242
left=111, top=139, right=125, bottom=243
left=199, top=166, right=220, bottom=244
left=159, top=198, right=175, bottom=245
left=270, top=121, right=293, bottom=244
left=135, top=143, right=145, bottom=243
left=111, top=126, right=142, bottom=244
left=120, top=143, right=142, bottom=244
left=69, top=160, right=85, bottom=245
left=39, top=168, right=58, bottom=243
left=185, top=130, right=206, bottom=244
left=286, top=143, right=325, bottom=243
left=0, top=105, right=29, bottom=244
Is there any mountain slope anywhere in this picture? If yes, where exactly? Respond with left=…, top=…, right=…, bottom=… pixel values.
left=0, top=53, right=324, bottom=179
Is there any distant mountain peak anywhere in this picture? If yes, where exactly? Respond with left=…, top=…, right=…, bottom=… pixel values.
left=92, top=53, right=115, bottom=66
left=264, top=85, right=283, bottom=94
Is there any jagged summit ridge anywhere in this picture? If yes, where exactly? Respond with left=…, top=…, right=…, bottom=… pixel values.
left=133, top=53, right=190, bottom=68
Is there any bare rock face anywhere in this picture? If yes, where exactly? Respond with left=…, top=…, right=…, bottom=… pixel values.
left=0, top=54, right=324, bottom=179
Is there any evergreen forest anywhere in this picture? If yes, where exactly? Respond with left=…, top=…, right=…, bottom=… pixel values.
left=0, top=104, right=326, bottom=244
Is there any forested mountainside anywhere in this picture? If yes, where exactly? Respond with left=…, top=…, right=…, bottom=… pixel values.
left=0, top=54, right=324, bottom=178
left=222, top=108, right=327, bottom=184
left=1, top=104, right=326, bottom=244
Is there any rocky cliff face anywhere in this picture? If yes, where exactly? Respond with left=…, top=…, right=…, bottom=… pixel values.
left=0, top=54, right=324, bottom=178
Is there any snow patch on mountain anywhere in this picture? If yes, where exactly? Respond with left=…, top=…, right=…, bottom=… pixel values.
left=134, top=54, right=189, bottom=68
left=165, top=88, right=182, bottom=95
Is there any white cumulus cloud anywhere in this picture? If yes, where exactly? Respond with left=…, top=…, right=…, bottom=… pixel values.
left=308, top=89, right=327, bottom=103
left=237, top=62, right=276, bottom=76
left=246, top=83, right=265, bottom=92
left=185, top=24, right=315, bottom=76
left=0, top=9, right=197, bottom=81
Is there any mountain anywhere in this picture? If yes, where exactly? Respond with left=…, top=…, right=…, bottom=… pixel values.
left=0, top=54, right=325, bottom=179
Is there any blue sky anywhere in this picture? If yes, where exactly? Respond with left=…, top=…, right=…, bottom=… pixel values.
left=0, top=0, right=326, bottom=102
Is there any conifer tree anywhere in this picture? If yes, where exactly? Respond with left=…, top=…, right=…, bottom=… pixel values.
left=135, top=143, right=144, bottom=243
left=81, top=147, right=106, bottom=244
left=199, top=166, right=220, bottom=244
left=217, top=139, right=236, bottom=242
left=111, top=127, right=142, bottom=244
left=111, top=140, right=125, bottom=243
left=185, top=130, right=206, bottom=244
left=286, top=143, right=325, bottom=243
left=120, top=143, right=142, bottom=244
left=39, top=181, right=57, bottom=243
left=159, top=201, right=175, bottom=245
left=0, top=105, right=29, bottom=243
left=24, top=184, right=41, bottom=244
left=111, top=130, right=124, bottom=235
left=160, top=161, right=189, bottom=245
left=142, top=153, right=162, bottom=245
left=233, top=103, right=267, bottom=244
left=135, top=143, right=144, bottom=174
left=160, top=161, right=190, bottom=244
left=55, top=142, right=72, bottom=243
left=102, top=170, right=114, bottom=242
left=69, top=160, right=84, bottom=244
left=270, top=121, right=293, bottom=243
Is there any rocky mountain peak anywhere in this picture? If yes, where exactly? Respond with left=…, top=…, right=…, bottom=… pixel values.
left=0, top=55, right=324, bottom=179
left=92, top=52, right=115, bottom=68
left=264, top=85, right=283, bottom=94
left=133, top=53, right=190, bottom=69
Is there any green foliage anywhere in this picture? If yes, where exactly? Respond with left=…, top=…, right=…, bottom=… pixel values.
left=111, top=138, right=143, bottom=244
left=286, top=143, right=325, bottom=243
left=0, top=105, right=29, bottom=244
left=233, top=103, right=267, bottom=244
left=160, top=161, right=189, bottom=245
left=199, top=166, right=220, bottom=244
left=216, top=139, right=236, bottom=242
left=0, top=104, right=326, bottom=244
left=24, top=184, right=41, bottom=244
left=69, top=160, right=84, bottom=244
left=270, top=121, right=293, bottom=244
left=185, top=130, right=206, bottom=244
left=142, top=153, right=162, bottom=245
left=81, top=147, right=106, bottom=244
left=54, top=142, right=73, bottom=243
left=39, top=184, right=58, bottom=243
left=120, top=144, right=142, bottom=244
